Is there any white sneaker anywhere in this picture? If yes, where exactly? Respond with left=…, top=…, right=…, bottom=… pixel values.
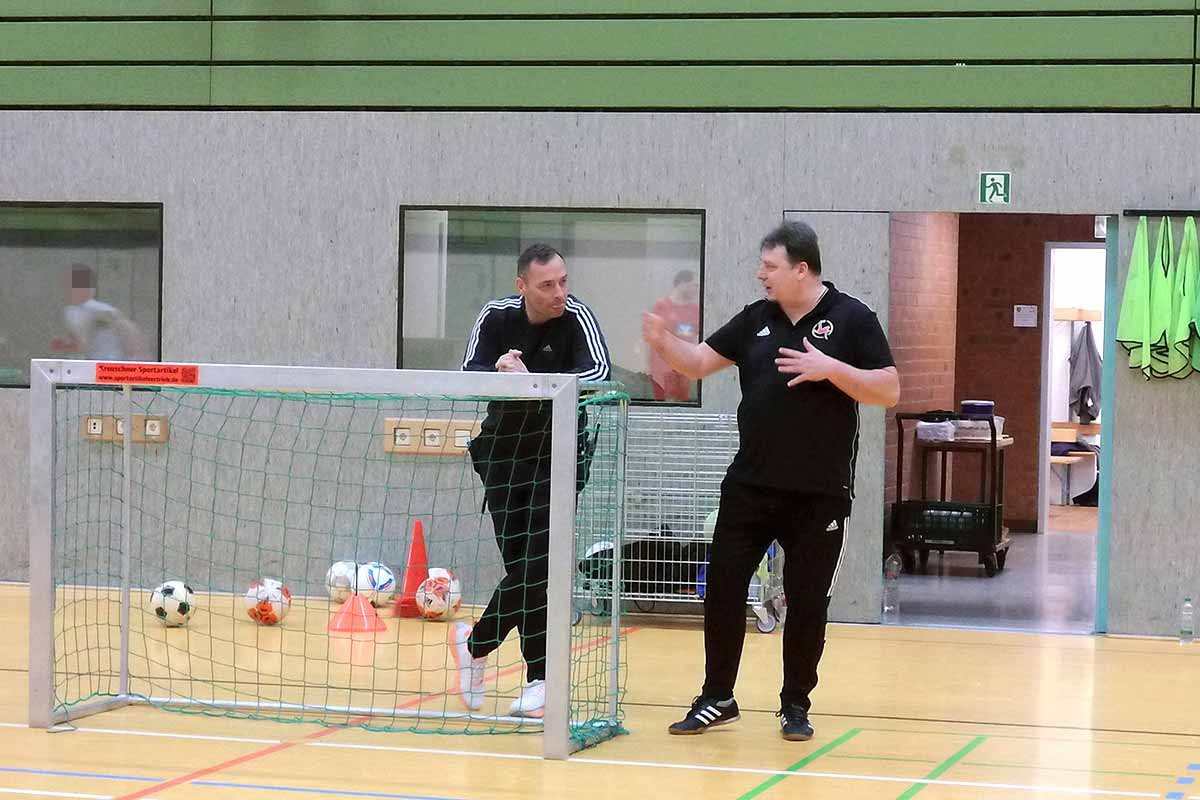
left=509, top=679, right=546, bottom=718
left=448, top=622, right=486, bottom=711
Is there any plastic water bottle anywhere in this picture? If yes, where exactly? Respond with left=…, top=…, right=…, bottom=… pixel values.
left=1182, top=597, right=1194, bottom=645
left=882, top=553, right=903, bottom=625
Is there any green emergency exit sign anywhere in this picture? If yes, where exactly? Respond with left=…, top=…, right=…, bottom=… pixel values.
left=979, top=172, right=1011, bottom=204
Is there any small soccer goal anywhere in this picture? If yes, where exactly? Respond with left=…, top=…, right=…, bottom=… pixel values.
left=28, top=359, right=628, bottom=758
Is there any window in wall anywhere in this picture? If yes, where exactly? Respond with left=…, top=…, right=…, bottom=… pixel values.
left=0, top=204, right=162, bottom=387
left=400, top=208, right=704, bottom=404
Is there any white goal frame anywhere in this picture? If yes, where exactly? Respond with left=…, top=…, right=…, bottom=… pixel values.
left=29, top=358, right=603, bottom=760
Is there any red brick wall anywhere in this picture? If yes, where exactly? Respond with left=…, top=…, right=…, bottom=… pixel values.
left=954, top=214, right=1095, bottom=528
left=885, top=213, right=960, bottom=505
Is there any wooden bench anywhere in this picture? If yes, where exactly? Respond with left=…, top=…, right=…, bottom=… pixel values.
left=1050, top=426, right=1097, bottom=505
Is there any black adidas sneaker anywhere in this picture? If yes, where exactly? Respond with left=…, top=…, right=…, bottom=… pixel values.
left=667, top=696, right=740, bottom=735
left=777, top=704, right=814, bottom=741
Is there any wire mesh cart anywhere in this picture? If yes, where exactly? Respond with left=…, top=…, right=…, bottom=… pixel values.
left=576, top=408, right=786, bottom=633
left=891, top=411, right=1012, bottom=578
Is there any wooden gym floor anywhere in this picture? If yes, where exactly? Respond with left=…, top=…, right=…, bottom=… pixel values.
left=2, top=583, right=1200, bottom=800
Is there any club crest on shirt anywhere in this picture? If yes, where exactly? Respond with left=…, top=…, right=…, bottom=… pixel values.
left=812, top=319, right=834, bottom=340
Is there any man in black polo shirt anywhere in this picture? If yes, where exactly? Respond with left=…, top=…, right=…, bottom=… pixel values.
left=451, top=242, right=611, bottom=719
left=642, top=221, right=898, bottom=741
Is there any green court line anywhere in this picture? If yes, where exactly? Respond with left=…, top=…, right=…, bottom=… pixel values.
left=734, top=727, right=862, bottom=800
left=962, top=761, right=1172, bottom=779
left=895, top=735, right=988, bottom=800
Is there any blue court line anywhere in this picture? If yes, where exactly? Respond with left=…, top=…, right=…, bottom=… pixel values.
left=1165, top=757, right=1200, bottom=800
left=0, top=766, right=465, bottom=800
left=192, top=781, right=465, bottom=799
left=0, top=767, right=159, bottom=782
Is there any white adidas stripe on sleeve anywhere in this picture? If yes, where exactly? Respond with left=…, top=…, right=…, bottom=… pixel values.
left=566, top=296, right=610, bottom=381
left=461, top=297, right=522, bottom=370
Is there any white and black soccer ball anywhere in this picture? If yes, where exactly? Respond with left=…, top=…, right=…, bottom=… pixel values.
left=325, top=560, right=359, bottom=603
left=150, top=580, right=196, bottom=627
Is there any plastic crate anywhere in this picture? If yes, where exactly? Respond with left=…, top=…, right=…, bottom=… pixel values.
left=891, top=500, right=1000, bottom=551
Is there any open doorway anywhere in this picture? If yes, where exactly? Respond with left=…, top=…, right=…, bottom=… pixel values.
left=885, top=213, right=1106, bottom=634
left=1039, top=242, right=1104, bottom=539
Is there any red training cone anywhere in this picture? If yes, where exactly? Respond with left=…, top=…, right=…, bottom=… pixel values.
left=328, top=593, right=386, bottom=633
left=393, top=518, right=429, bottom=618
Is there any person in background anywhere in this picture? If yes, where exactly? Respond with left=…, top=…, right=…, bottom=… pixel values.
left=647, top=269, right=701, bottom=401
left=52, top=264, right=150, bottom=361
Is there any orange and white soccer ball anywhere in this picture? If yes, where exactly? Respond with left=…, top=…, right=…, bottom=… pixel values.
left=414, top=568, right=462, bottom=621
left=244, top=578, right=291, bottom=625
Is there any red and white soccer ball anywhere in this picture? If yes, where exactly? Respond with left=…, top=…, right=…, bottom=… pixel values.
left=244, top=577, right=291, bottom=625
left=414, top=567, right=462, bottom=621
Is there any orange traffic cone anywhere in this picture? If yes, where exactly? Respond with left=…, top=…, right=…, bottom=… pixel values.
left=393, top=519, right=429, bottom=618
left=328, top=594, right=384, bottom=666
left=328, top=593, right=386, bottom=633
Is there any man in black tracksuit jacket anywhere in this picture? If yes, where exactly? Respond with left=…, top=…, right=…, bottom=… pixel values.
left=451, top=242, right=610, bottom=718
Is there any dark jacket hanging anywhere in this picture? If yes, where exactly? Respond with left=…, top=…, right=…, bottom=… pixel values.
left=1069, top=321, right=1103, bottom=424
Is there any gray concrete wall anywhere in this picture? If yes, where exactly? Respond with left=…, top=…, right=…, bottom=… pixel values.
left=0, top=389, right=28, bottom=577
left=1109, top=216, right=1200, bottom=637
left=2, top=111, right=1199, bottom=633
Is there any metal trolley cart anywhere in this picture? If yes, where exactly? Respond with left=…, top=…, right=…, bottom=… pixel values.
left=575, top=408, right=786, bottom=633
left=891, top=411, right=1012, bottom=577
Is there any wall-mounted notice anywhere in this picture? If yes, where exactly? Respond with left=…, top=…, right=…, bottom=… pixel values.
left=1013, top=305, right=1038, bottom=328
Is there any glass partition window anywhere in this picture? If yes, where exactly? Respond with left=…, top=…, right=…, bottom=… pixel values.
left=400, top=208, right=704, bottom=404
left=0, top=204, right=162, bottom=386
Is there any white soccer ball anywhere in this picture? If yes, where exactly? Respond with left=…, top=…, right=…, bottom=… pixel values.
left=414, top=567, right=462, bottom=621
left=244, top=577, right=291, bottom=625
left=356, top=561, right=396, bottom=607
left=149, top=580, right=196, bottom=627
left=325, top=560, right=359, bottom=603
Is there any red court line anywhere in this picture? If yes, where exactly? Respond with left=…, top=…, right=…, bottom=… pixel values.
left=112, top=626, right=638, bottom=800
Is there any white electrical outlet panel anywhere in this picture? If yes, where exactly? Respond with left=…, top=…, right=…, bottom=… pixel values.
left=384, top=418, right=481, bottom=455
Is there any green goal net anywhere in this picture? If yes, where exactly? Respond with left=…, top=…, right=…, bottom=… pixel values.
left=30, top=361, right=628, bottom=757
